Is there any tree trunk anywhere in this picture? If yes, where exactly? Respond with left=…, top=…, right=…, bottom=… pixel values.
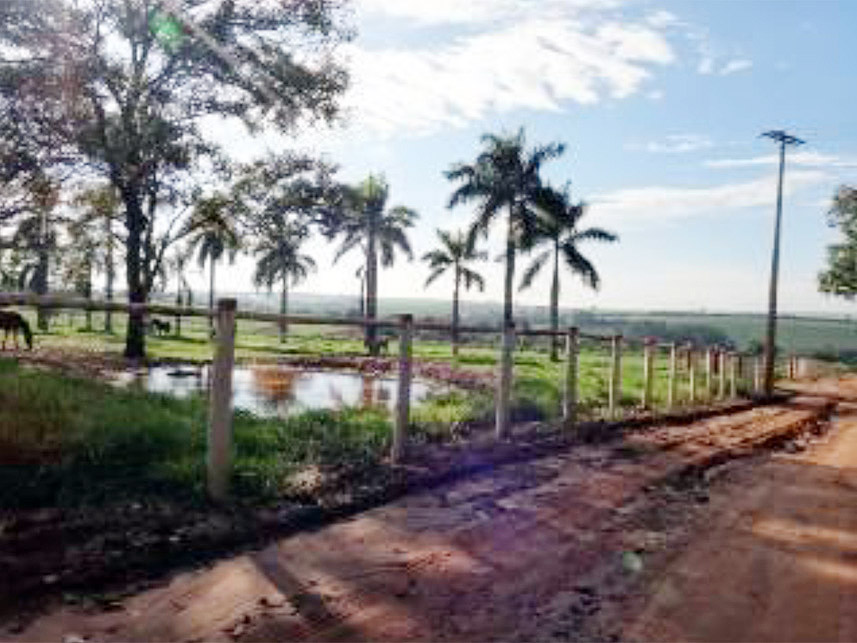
left=366, top=217, right=379, bottom=355
left=123, top=195, right=146, bottom=359
left=208, top=257, right=216, bottom=332
left=35, top=247, right=49, bottom=331
left=550, top=241, right=560, bottom=361
left=105, top=213, right=114, bottom=333
left=84, top=258, right=93, bottom=331
left=503, top=207, right=516, bottom=328
left=452, top=267, right=461, bottom=356
left=175, top=287, right=182, bottom=337
left=279, top=274, right=288, bottom=343
left=358, top=275, right=365, bottom=317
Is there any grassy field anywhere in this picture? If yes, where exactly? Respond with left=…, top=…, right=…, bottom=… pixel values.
left=0, top=307, right=768, bottom=510
left=19, top=308, right=740, bottom=415
left=0, top=356, right=394, bottom=509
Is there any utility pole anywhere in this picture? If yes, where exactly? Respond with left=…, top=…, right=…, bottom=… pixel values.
left=761, top=130, right=804, bottom=398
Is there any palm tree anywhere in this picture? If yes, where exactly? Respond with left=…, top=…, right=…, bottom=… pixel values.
left=331, top=175, right=418, bottom=355
left=422, top=228, right=487, bottom=355
left=168, top=249, right=192, bottom=336
left=186, top=194, right=241, bottom=330
left=253, top=218, right=316, bottom=342
left=73, top=185, right=121, bottom=333
left=446, top=128, right=565, bottom=328
left=520, top=184, right=618, bottom=360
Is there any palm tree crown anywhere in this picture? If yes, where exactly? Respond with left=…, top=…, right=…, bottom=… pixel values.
left=446, top=128, right=565, bottom=326
left=423, top=228, right=487, bottom=355
left=520, top=182, right=618, bottom=359
left=330, top=174, right=418, bottom=354
left=333, top=175, right=417, bottom=268
left=423, top=229, right=486, bottom=291
left=253, top=219, right=316, bottom=291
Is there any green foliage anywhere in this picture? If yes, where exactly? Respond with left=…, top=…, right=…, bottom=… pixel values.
left=0, top=358, right=393, bottom=508
left=819, top=186, right=857, bottom=300
left=0, top=0, right=351, bottom=357
left=446, top=128, right=565, bottom=324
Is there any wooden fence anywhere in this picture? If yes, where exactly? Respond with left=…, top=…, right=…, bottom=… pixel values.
left=1, top=292, right=780, bottom=502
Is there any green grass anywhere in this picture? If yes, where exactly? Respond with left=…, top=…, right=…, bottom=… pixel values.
left=0, top=358, right=392, bottom=509
left=15, top=308, right=755, bottom=420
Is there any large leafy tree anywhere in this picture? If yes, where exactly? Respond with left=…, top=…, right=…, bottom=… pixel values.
left=327, top=175, right=418, bottom=355
left=11, top=174, right=61, bottom=330
left=819, top=186, right=857, bottom=300
left=185, top=193, right=241, bottom=329
left=253, top=219, right=316, bottom=343
left=520, top=184, right=618, bottom=360
left=231, top=152, right=336, bottom=337
left=0, top=0, right=350, bottom=357
left=446, top=129, right=565, bottom=328
left=422, top=228, right=486, bottom=355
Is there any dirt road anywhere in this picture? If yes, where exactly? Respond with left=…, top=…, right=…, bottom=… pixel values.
left=625, top=378, right=857, bottom=642
left=6, top=383, right=850, bottom=642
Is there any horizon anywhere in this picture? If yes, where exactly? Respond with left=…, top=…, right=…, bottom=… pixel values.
left=188, top=0, right=856, bottom=317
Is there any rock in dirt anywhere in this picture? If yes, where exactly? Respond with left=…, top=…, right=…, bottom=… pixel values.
left=260, top=594, right=286, bottom=608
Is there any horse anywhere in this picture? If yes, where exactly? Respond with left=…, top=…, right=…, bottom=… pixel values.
left=364, top=336, right=390, bottom=355
left=0, top=311, right=33, bottom=351
left=149, top=318, right=171, bottom=336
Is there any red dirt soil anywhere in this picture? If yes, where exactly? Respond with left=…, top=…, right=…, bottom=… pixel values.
left=5, top=379, right=855, bottom=642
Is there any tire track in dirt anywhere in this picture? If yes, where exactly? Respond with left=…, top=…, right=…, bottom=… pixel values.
left=7, top=390, right=837, bottom=642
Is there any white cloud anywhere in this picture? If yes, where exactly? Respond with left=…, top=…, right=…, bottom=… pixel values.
left=719, top=58, right=752, bottom=75
left=705, top=151, right=857, bottom=169
left=344, top=16, right=675, bottom=137
left=638, top=133, right=714, bottom=154
left=590, top=170, right=829, bottom=225
left=356, top=0, right=621, bottom=25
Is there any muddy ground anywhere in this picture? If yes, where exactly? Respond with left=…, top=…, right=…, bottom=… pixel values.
left=1, top=373, right=837, bottom=639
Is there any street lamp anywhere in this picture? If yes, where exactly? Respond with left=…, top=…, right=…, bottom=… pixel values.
left=760, top=130, right=804, bottom=397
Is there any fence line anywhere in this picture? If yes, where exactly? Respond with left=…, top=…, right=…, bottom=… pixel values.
left=2, top=292, right=792, bottom=502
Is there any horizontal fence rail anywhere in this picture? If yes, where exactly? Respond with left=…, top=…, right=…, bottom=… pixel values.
left=1, top=292, right=804, bottom=502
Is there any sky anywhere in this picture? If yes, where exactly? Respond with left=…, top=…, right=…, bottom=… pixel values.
left=202, top=0, right=857, bottom=316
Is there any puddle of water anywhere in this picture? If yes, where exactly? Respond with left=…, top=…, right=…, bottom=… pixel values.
left=115, top=365, right=434, bottom=417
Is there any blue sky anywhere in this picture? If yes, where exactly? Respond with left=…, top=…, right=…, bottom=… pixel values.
left=208, top=0, right=857, bottom=315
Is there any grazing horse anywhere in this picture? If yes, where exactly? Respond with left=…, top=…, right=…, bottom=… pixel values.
left=148, top=318, right=171, bottom=336
left=0, top=311, right=33, bottom=350
left=364, top=336, right=389, bottom=355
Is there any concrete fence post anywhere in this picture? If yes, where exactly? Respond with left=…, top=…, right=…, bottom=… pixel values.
left=705, top=347, right=714, bottom=399
left=562, top=327, right=579, bottom=429
left=718, top=350, right=727, bottom=400
left=667, top=343, right=677, bottom=409
left=496, top=321, right=515, bottom=439
left=642, top=338, right=655, bottom=409
left=754, top=356, right=763, bottom=394
left=392, top=314, right=413, bottom=464
left=207, top=298, right=237, bottom=502
left=609, top=334, right=623, bottom=419
left=688, top=346, right=697, bottom=404
left=729, top=352, right=738, bottom=398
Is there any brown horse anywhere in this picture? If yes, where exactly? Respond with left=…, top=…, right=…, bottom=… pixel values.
left=0, top=311, right=33, bottom=350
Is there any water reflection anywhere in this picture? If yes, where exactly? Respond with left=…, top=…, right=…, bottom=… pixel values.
left=116, top=365, right=430, bottom=417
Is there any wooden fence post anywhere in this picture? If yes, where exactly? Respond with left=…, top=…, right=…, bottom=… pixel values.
left=667, top=342, right=677, bottom=409
left=609, top=334, right=623, bottom=419
left=563, top=327, right=579, bottom=429
left=688, top=346, right=697, bottom=404
left=207, top=298, right=236, bottom=502
left=391, top=314, right=413, bottom=464
left=496, top=321, right=515, bottom=439
left=642, top=338, right=655, bottom=409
